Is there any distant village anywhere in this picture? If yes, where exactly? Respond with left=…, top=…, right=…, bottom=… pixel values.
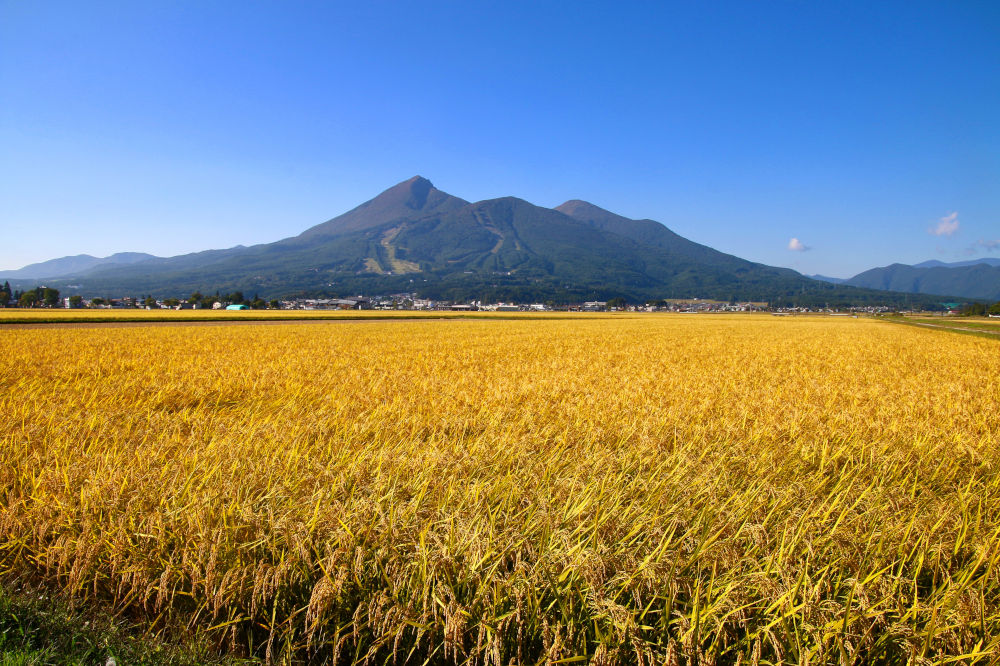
left=1, top=292, right=900, bottom=315
left=4, top=281, right=996, bottom=316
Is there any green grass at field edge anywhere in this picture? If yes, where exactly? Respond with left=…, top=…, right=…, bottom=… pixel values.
left=0, top=581, right=252, bottom=665
left=880, top=315, right=1000, bottom=341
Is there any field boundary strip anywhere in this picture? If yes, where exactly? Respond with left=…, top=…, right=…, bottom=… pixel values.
left=883, top=316, right=1000, bottom=341
left=0, top=313, right=640, bottom=329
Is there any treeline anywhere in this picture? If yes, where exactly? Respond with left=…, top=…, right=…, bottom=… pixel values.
left=46, top=262, right=973, bottom=308
left=0, top=282, right=283, bottom=310
left=960, top=301, right=1000, bottom=316
left=128, top=291, right=279, bottom=309
left=185, top=291, right=278, bottom=309
left=298, top=272, right=952, bottom=310
left=0, top=282, right=62, bottom=308
left=4, top=277, right=997, bottom=314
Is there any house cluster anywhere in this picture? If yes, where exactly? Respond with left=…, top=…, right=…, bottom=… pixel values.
left=291, top=298, right=372, bottom=310
left=475, top=302, right=548, bottom=312
left=56, top=293, right=941, bottom=315
left=772, top=305, right=896, bottom=315
left=59, top=295, right=768, bottom=312
left=66, top=297, right=139, bottom=309
left=68, top=297, right=252, bottom=310
left=283, top=296, right=552, bottom=311
left=630, top=301, right=765, bottom=313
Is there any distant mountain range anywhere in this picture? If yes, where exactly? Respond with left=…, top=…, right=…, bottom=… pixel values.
left=808, top=274, right=847, bottom=285
left=843, top=259, right=1000, bottom=301
left=0, top=177, right=962, bottom=306
left=912, top=258, right=1000, bottom=269
left=808, top=258, right=1000, bottom=301
left=0, top=252, right=157, bottom=280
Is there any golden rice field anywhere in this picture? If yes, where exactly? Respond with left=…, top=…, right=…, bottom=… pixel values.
left=1, top=315, right=998, bottom=664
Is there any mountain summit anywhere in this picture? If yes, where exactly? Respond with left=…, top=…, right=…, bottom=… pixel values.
left=297, top=176, right=468, bottom=238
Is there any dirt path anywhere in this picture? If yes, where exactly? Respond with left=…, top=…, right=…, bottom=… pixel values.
left=892, top=319, right=1000, bottom=338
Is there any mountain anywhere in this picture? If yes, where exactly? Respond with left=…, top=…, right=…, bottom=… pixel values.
left=555, top=200, right=696, bottom=250
left=846, top=262, right=1000, bottom=301
left=0, top=252, right=157, bottom=280
left=60, top=176, right=476, bottom=296
left=808, top=274, right=847, bottom=284
left=335, top=195, right=811, bottom=297
left=555, top=200, right=756, bottom=269
left=297, top=175, right=468, bottom=238
left=912, top=258, right=1000, bottom=269
left=6, top=177, right=947, bottom=307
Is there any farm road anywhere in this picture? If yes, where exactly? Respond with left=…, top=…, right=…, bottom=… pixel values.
left=889, top=319, right=1000, bottom=339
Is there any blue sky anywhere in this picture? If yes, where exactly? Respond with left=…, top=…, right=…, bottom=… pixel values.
left=1, top=1, right=997, bottom=277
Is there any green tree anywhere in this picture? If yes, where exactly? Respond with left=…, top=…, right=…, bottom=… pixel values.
left=42, top=287, right=60, bottom=307
left=143, top=296, right=158, bottom=308
left=91, top=297, right=105, bottom=307
left=607, top=297, right=627, bottom=309
left=989, top=302, right=1000, bottom=316
left=189, top=291, right=204, bottom=304
left=18, top=290, right=37, bottom=308
left=962, top=302, right=986, bottom=316
left=69, top=295, right=84, bottom=308
left=164, top=298, right=180, bottom=307
left=268, top=299, right=281, bottom=310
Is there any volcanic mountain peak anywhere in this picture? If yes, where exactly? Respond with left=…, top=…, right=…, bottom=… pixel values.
left=297, top=175, right=468, bottom=238
left=387, top=175, right=435, bottom=210
left=555, top=199, right=623, bottom=220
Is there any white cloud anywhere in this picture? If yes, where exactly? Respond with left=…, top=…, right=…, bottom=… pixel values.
left=788, top=237, right=810, bottom=252
left=958, top=238, right=999, bottom=256
left=929, top=211, right=959, bottom=237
